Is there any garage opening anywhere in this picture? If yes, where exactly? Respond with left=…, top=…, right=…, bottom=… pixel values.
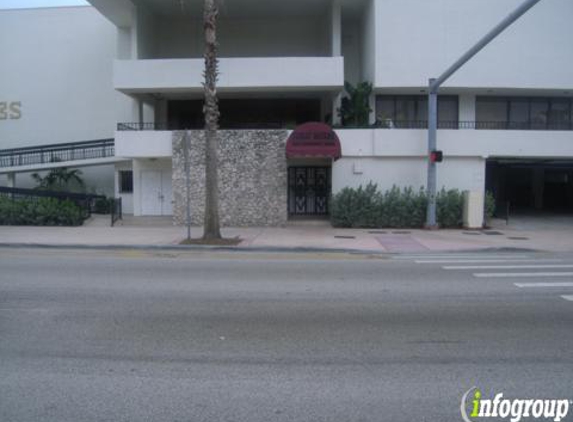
left=486, top=159, right=573, bottom=217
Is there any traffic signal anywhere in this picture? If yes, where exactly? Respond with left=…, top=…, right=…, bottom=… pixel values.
left=430, top=150, right=443, bottom=163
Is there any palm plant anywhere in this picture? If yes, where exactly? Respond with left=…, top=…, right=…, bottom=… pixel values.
left=202, top=0, right=222, bottom=240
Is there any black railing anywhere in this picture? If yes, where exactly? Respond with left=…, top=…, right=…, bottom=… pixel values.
left=0, top=186, right=106, bottom=219
left=111, top=197, right=122, bottom=227
left=117, top=122, right=286, bottom=131
left=375, top=120, right=573, bottom=130
left=117, top=120, right=573, bottom=131
left=117, top=122, right=171, bottom=131
left=0, top=139, right=115, bottom=169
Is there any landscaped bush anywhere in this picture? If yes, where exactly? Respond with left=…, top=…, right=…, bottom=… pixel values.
left=484, top=191, right=496, bottom=223
left=0, top=196, right=85, bottom=226
left=93, top=197, right=114, bottom=214
left=331, top=184, right=473, bottom=229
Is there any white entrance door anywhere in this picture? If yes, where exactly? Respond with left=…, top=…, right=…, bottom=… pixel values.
left=141, top=170, right=173, bottom=216
left=141, top=171, right=162, bottom=216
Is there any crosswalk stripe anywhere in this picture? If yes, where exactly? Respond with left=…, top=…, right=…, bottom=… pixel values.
left=475, top=272, right=573, bottom=278
left=444, top=264, right=573, bottom=270
left=394, top=254, right=530, bottom=260
left=562, top=295, right=573, bottom=301
left=514, top=282, right=573, bottom=288
left=416, top=259, right=553, bottom=264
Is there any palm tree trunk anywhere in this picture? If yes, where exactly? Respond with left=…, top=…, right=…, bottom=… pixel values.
left=202, top=0, right=222, bottom=240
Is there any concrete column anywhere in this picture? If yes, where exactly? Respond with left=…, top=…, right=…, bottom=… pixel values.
left=533, top=168, right=545, bottom=210
left=138, top=98, right=144, bottom=126
left=369, top=93, right=376, bottom=125
left=6, top=172, right=15, bottom=188
left=330, top=0, right=342, bottom=57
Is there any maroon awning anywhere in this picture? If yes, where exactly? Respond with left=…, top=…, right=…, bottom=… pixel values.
left=286, top=122, right=342, bottom=161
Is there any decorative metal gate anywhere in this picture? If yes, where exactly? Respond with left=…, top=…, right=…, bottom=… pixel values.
left=288, top=167, right=331, bottom=216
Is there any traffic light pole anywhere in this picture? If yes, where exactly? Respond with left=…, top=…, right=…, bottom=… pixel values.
left=425, top=0, right=542, bottom=229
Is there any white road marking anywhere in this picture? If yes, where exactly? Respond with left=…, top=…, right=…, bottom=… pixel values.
left=394, top=254, right=530, bottom=260
left=514, top=282, right=573, bottom=288
left=444, top=264, right=573, bottom=270
left=561, top=295, right=573, bottom=301
left=474, top=272, right=573, bottom=278
left=416, top=259, right=551, bottom=264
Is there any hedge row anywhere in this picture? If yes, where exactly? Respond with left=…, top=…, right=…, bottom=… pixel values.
left=0, top=196, right=85, bottom=226
left=331, top=184, right=495, bottom=228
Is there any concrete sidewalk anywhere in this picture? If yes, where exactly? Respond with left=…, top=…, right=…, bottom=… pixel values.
left=1, top=215, right=573, bottom=253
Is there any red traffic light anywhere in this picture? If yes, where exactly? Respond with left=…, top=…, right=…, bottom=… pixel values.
left=430, top=150, right=443, bottom=163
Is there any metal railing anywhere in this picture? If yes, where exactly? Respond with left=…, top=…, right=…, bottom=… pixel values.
left=0, top=139, right=115, bottom=169
left=0, top=186, right=106, bottom=219
left=111, top=197, right=122, bottom=227
left=117, top=122, right=286, bottom=131
left=117, top=122, right=170, bottom=131
left=375, top=120, right=573, bottom=130
left=117, top=120, right=573, bottom=131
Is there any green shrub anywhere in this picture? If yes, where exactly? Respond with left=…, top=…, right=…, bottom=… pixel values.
left=331, top=185, right=468, bottom=229
left=0, top=196, right=84, bottom=226
left=330, top=183, right=380, bottom=228
left=93, top=197, right=113, bottom=214
left=484, top=191, right=496, bottom=223
left=436, top=188, right=464, bottom=228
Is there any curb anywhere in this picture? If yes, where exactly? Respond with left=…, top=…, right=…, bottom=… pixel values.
left=0, top=243, right=542, bottom=255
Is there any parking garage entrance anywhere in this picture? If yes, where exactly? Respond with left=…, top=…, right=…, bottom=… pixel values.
left=486, top=159, right=573, bottom=217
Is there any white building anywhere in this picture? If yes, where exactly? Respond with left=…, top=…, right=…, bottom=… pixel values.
left=1, top=0, right=572, bottom=225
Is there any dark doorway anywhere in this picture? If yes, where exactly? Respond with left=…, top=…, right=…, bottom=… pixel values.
left=288, top=167, right=331, bottom=217
left=486, top=160, right=573, bottom=215
left=168, top=98, right=321, bottom=130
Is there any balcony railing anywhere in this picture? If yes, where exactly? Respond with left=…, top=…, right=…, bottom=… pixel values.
left=375, top=120, right=573, bottom=130
left=117, top=121, right=573, bottom=132
left=117, top=122, right=286, bottom=131
left=0, top=139, right=115, bottom=169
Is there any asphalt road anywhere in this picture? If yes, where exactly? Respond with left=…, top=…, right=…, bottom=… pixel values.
left=1, top=248, right=572, bottom=422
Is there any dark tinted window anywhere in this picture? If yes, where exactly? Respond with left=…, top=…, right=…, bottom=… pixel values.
left=119, top=171, right=133, bottom=194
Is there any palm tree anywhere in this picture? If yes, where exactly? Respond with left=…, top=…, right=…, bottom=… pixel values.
left=202, top=0, right=222, bottom=240
left=32, top=166, right=85, bottom=192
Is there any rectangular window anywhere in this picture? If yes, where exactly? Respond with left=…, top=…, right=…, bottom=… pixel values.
left=548, top=99, right=571, bottom=130
left=476, top=97, right=508, bottom=129
left=375, top=95, right=458, bottom=129
left=530, top=99, right=549, bottom=130
left=508, top=99, right=529, bottom=130
left=476, top=96, right=572, bottom=130
left=119, top=170, right=133, bottom=194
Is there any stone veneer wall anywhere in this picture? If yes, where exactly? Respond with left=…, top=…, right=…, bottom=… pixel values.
left=172, top=130, right=289, bottom=227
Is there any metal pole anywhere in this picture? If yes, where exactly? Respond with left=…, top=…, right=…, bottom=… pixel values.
left=184, top=130, right=192, bottom=241
left=425, top=0, right=542, bottom=228
left=426, top=82, right=438, bottom=228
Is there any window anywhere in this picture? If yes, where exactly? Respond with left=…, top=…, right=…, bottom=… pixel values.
left=476, top=96, right=573, bottom=130
left=119, top=170, right=133, bottom=194
left=375, top=95, right=459, bottom=128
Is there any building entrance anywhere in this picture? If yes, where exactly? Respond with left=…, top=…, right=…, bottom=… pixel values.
left=288, top=167, right=331, bottom=217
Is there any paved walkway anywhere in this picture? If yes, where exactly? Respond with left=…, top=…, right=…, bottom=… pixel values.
left=1, top=215, right=573, bottom=253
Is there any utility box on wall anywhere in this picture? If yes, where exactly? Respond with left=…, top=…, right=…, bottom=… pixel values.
left=463, top=191, right=484, bottom=229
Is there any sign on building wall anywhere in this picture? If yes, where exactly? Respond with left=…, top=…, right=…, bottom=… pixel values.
left=0, top=102, right=22, bottom=120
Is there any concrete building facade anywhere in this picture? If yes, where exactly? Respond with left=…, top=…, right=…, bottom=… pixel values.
left=1, top=0, right=572, bottom=225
